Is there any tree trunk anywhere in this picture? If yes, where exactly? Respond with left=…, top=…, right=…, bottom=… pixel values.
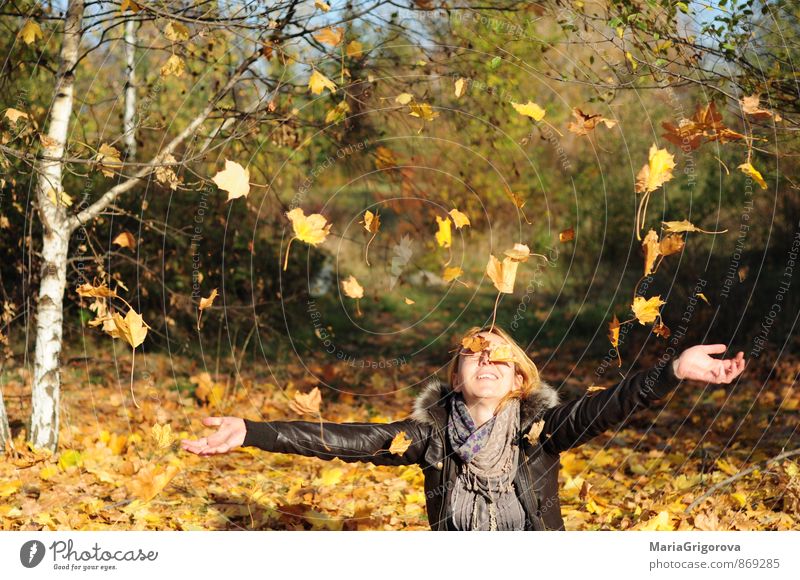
left=29, top=0, right=84, bottom=452
left=123, top=17, right=136, bottom=159
left=0, top=383, right=12, bottom=453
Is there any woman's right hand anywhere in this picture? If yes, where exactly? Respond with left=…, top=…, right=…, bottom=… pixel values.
left=180, top=416, right=246, bottom=456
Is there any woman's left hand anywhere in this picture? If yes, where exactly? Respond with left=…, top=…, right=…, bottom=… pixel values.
left=673, top=344, right=746, bottom=384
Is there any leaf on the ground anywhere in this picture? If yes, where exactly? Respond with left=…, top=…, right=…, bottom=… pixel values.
left=151, top=424, right=173, bottom=449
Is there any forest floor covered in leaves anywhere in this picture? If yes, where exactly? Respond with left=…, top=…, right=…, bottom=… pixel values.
left=1, top=340, right=798, bottom=531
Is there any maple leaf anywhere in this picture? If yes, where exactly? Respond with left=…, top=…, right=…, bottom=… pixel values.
left=448, top=208, right=470, bottom=229
left=635, top=144, right=675, bottom=194
left=642, top=229, right=661, bottom=276
left=631, top=295, right=665, bottom=325
left=76, top=282, right=117, bottom=299
left=659, top=233, right=685, bottom=256
left=662, top=219, right=728, bottom=235
left=408, top=102, right=439, bottom=121
left=19, top=20, right=43, bottom=45
left=289, top=387, right=322, bottom=416
left=160, top=54, right=185, bottom=77
left=96, top=143, right=123, bottom=177
left=150, top=424, right=173, bottom=449
left=112, top=231, right=136, bottom=250
left=443, top=266, right=464, bottom=283
left=511, top=100, right=546, bottom=121
left=389, top=432, right=412, bottom=455
left=486, top=254, right=519, bottom=294
left=567, top=108, right=617, bottom=136
left=283, top=208, right=332, bottom=270
left=737, top=162, right=767, bottom=190
left=212, top=160, right=250, bottom=201
left=461, top=335, right=489, bottom=353
left=608, top=314, right=620, bottom=349
left=313, top=26, right=343, bottom=46
left=111, top=309, right=149, bottom=348
left=435, top=215, right=452, bottom=248
left=308, top=69, right=337, bottom=95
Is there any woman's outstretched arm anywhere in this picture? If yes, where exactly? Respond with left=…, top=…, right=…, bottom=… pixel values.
left=539, top=345, right=746, bottom=455
left=181, top=415, right=430, bottom=467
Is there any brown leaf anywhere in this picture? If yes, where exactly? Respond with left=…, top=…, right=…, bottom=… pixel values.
left=659, top=233, right=685, bottom=256
left=567, top=108, right=617, bottom=136
left=608, top=314, right=620, bottom=349
left=559, top=228, right=575, bottom=243
left=289, top=387, right=322, bottom=416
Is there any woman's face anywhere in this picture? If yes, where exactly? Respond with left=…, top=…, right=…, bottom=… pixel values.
left=453, top=332, right=522, bottom=408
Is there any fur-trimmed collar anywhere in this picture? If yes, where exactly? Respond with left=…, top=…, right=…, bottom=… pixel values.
left=410, top=375, right=561, bottom=430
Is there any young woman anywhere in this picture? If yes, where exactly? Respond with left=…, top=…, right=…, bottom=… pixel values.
left=181, top=325, right=746, bottom=531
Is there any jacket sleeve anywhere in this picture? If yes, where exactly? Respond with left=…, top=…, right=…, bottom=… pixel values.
left=241, top=417, right=430, bottom=467
left=540, top=354, right=682, bottom=455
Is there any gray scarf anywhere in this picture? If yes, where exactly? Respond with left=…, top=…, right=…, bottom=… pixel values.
left=447, top=394, right=525, bottom=531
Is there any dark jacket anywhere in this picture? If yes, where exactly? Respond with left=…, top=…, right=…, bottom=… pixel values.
left=242, top=355, right=681, bottom=530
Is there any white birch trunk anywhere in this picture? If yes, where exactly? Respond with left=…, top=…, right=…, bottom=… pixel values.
left=123, top=17, right=136, bottom=159
left=0, top=384, right=11, bottom=452
left=30, top=0, right=84, bottom=452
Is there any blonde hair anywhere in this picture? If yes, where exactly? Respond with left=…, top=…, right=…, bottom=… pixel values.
left=446, top=324, right=542, bottom=415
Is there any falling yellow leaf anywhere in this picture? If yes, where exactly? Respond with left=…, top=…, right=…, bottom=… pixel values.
left=96, top=143, right=123, bottom=177
left=408, top=102, right=439, bottom=121
left=308, top=69, right=337, bottom=95
left=362, top=210, right=380, bottom=234
left=567, top=108, right=617, bottom=136
left=111, top=309, right=149, bottom=348
left=486, top=255, right=519, bottom=294
left=503, top=243, right=530, bottom=262
left=454, top=77, right=466, bottom=98
left=284, top=208, right=331, bottom=270
left=395, top=93, right=414, bottom=105
left=642, top=229, right=660, bottom=276
left=375, top=146, right=397, bottom=169
left=662, top=219, right=728, bottom=235
left=112, top=231, right=136, bottom=250
left=696, top=292, right=711, bottom=306
left=740, top=95, right=781, bottom=121
left=659, top=233, right=685, bottom=256
left=341, top=275, right=364, bottom=300
left=448, top=208, right=470, bottom=229
left=435, top=215, right=452, bottom=248
left=160, top=54, right=185, bottom=77
left=345, top=40, right=363, bottom=58
left=737, top=162, right=767, bottom=190
left=325, top=100, right=350, bottom=124
left=313, top=26, right=343, bottom=46
left=608, top=314, right=620, bottom=349
left=403, top=297, right=415, bottom=305
left=76, top=282, right=117, bottom=299
left=199, top=288, right=218, bottom=311
left=289, top=387, right=322, bottom=416
left=389, top=431, right=412, bottom=455
left=631, top=295, right=666, bottom=325
left=150, top=423, right=173, bottom=449
left=164, top=21, right=190, bottom=42
left=212, top=160, right=250, bottom=201
left=635, top=144, right=675, bottom=193
left=442, top=266, right=463, bottom=283
left=19, top=20, right=43, bottom=45
left=511, top=100, right=546, bottom=121
left=315, top=0, right=331, bottom=11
